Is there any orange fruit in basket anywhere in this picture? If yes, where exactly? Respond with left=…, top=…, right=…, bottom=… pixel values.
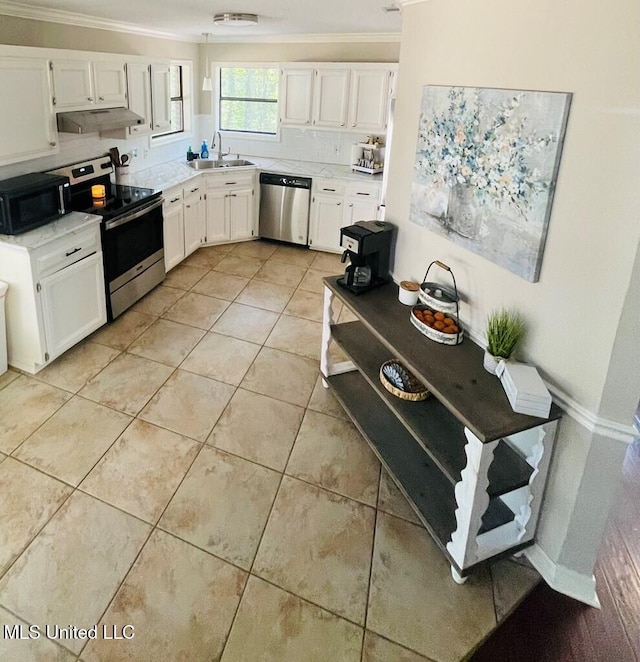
left=434, top=311, right=445, bottom=321
left=444, top=317, right=455, bottom=326
left=434, top=320, right=446, bottom=331
left=448, top=324, right=459, bottom=334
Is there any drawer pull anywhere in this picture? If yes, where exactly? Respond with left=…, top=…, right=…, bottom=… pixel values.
left=170, top=197, right=181, bottom=203
left=356, top=192, right=370, bottom=196
left=225, top=182, right=237, bottom=185
left=323, top=188, right=336, bottom=192
left=189, top=187, right=199, bottom=193
left=65, top=247, right=82, bottom=257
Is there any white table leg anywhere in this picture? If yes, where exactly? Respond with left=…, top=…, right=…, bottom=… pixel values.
left=446, top=428, right=499, bottom=572
left=320, top=285, right=336, bottom=383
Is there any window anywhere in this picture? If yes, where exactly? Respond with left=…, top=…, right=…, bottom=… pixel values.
left=218, top=66, right=279, bottom=136
left=152, top=61, right=192, bottom=144
left=154, top=65, right=183, bottom=137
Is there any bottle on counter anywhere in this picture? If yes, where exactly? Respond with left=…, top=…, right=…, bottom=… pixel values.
left=186, top=146, right=194, bottom=161
left=200, top=140, right=209, bottom=159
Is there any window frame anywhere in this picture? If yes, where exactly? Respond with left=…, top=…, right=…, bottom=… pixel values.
left=214, top=63, right=280, bottom=143
left=151, top=59, right=193, bottom=148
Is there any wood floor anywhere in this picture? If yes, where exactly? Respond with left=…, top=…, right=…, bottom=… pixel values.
left=472, top=437, right=640, bottom=662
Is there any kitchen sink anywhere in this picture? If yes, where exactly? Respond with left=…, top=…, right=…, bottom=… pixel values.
left=220, top=159, right=255, bottom=167
left=187, top=159, right=254, bottom=170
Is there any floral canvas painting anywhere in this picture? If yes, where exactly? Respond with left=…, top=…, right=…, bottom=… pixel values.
left=409, top=85, right=571, bottom=282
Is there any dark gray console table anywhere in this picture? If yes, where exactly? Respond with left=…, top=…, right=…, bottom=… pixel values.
left=320, top=276, right=561, bottom=582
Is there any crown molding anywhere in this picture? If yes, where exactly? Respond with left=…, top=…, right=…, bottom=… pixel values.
left=207, top=32, right=401, bottom=44
left=0, top=1, right=401, bottom=45
left=0, top=0, right=194, bottom=42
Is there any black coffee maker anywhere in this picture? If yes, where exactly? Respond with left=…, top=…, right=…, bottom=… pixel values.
left=337, top=220, right=396, bottom=294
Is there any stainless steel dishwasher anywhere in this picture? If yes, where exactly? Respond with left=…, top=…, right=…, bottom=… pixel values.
left=259, top=173, right=312, bottom=245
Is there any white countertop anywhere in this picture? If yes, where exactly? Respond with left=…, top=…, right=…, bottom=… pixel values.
left=0, top=212, right=102, bottom=251
left=126, top=156, right=384, bottom=194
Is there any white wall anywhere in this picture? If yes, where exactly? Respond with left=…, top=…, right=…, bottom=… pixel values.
left=389, top=0, right=640, bottom=418
left=387, top=0, right=640, bottom=601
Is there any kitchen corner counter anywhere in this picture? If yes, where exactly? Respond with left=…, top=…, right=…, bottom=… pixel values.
left=123, top=161, right=201, bottom=193
left=0, top=212, right=102, bottom=251
left=125, top=156, right=383, bottom=194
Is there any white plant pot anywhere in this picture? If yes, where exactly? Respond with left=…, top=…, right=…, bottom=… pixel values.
left=483, top=350, right=507, bottom=375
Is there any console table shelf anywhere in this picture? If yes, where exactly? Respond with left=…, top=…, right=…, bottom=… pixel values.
left=321, top=276, right=561, bottom=581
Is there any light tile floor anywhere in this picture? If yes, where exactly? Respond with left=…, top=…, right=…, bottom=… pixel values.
left=0, top=241, right=540, bottom=662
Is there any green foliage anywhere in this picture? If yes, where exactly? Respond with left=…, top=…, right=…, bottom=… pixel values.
left=219, top=67, right=279, bottom=135
left=486, top=309, right=525, bottom=359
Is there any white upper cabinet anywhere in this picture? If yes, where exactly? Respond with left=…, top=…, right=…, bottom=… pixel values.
left=150, top=62, right=172, bottom=133
left=51, top=58, right=126, bottom=109
left=0, top=57, right=58, bottom=166
left=348, top=68, right=392, bottom=132
left=51, top=59, right=93, bottom=108
left=126, top=62, right=152, bottom=135
left=93, top=60, right=127, bottom=105
left=279, top=63, right=396, bottom=132
left=312, top=67, right=350, bottom=128
left=279, top=67, right=314, bottom=126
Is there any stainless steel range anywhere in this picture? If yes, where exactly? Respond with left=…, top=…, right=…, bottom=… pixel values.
left=48, top=156, right=165, bottom=320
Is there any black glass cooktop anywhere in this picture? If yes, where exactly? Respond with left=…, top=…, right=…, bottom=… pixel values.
left=72, top=183, right=160, bottom=222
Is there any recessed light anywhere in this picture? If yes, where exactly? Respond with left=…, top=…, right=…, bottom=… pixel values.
left=213, top=13, right=259, bottom=27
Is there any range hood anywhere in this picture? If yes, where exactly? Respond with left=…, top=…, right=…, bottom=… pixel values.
left=57, top=107, right=145, bottom=134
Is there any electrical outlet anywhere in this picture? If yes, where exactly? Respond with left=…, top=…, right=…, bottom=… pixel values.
left=142, top=147, right=149, bottom=159
left=131, top=148, right=138, bottom=158
left=334, top=145, right=341, bottom=156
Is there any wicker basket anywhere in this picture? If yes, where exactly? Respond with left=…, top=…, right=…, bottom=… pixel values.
left=379, top=360, right=430, bottom=401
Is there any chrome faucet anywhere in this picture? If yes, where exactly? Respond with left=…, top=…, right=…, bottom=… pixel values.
left=212, top=131, right=231, bottom=161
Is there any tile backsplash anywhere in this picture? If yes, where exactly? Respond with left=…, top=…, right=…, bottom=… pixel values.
left=0, top=115, right=383, bottom=181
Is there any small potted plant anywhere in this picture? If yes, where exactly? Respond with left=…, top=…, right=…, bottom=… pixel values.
left=484, top=309, right=525, bottom=374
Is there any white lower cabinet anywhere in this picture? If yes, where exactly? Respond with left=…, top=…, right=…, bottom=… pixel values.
left=204, top=171, right=256, bottom=244
left=163, top=189, right=185, bottom=271
left=183, top=184, right=206, bottom=256
left=309, top=178, right=381, bottom=253
left=40, top=252, right=106, bottom=360
left=0, top=217, right=107, bottom=374
left=163, top=180, right=207, bottom=271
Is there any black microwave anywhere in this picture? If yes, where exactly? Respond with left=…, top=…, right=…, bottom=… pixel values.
left=0, top=172, right=71, bottom=235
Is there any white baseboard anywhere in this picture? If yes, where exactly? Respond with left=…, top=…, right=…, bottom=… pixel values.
left=524, top=544, right=601, bottom=608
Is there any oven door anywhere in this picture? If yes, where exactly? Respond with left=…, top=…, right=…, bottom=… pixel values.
left=102, top=197, right=165, bottom=318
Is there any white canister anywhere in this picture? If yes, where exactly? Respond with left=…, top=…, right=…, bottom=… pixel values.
left=115, top=166, right=131, bottom=185
left=398, top=281, right=420, bottom=306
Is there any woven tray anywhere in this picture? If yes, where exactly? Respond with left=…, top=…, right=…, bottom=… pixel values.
left=379, top=360, right=430, bottom=401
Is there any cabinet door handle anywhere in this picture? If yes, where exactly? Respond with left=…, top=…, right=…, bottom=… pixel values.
left=49, top=141, right=57, bottom=147
left=356, top=192, right=370, bottom=196
left=99, top=96, right=105, bottom=101
left=323, top=188, right=336, bottom=192
left=228, top=193, right=237, bottom=197
left=340, top=122, right=345, bottom=126
left=349, top=203, right=353, bottom=207
left=87, top=97, right=93, bottom=101
left=337, top=202, right=342, bottom=206
left=186, top=205, right=191, bottom=209
left=65, top=247, right=82, bottom=257
left=352, top=123, right=356, bottom=127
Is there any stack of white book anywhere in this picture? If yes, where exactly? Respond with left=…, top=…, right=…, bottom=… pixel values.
left=496, top=361, right=552, bottom=418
